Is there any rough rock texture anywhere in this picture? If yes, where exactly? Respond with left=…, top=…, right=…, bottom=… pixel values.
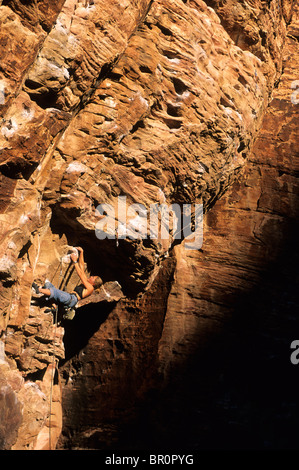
left=0, top=0, right=297, bottom=450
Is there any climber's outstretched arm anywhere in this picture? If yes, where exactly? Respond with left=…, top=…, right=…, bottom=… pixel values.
left=73, top=261, right=94, bottom=296
left=76, top=246, right=85, bottom=270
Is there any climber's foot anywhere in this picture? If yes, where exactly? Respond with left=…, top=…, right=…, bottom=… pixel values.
left=32, top=282, right=41, bottom=295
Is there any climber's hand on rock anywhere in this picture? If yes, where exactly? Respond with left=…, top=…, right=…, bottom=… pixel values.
left=70, top=252, right=78, bottom=263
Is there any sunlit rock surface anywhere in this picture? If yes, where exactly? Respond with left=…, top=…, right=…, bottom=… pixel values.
left=0, top=0, right=297, bottom=450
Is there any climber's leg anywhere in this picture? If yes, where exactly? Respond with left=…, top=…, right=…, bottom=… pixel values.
left=32, top=281, right=52, bottom=297
left=39, top=287, right=51, bottom=296
left=44, top=281, right=78, bottom=308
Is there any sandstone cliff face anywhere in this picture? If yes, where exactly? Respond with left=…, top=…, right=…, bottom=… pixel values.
left=0, top=0, right=297, bottom=450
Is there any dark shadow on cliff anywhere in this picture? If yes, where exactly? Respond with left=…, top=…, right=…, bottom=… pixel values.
left=56, top=217, right=299, bottom=451
left=111, top=218, right=299, bottom=451
left=59, top=301, right=115, bottom=364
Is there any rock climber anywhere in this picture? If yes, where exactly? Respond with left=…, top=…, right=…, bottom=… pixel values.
left=32, top=246, right=102, bottom=310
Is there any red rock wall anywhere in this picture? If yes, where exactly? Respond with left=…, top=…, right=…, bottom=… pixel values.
left=155, top=14, right=299, bottom=448
left=58, top=4, right=299, bottom=450
left=0, top=0, right=297, bottom=450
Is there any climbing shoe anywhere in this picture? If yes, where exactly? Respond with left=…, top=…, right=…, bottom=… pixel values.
left=32, top=282, right=40, bottom=294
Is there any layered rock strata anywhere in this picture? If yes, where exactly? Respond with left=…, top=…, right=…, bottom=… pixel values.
left=58, top=5, right=298, bottom=449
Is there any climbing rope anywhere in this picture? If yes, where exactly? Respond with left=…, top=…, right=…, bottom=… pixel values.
left=26, top=257, right=64, bottom=373
left=3, top=246, right=79, bottom=449
left=47, top=249, right=78, bottom=449
left=49, top=258, right=63, bottom=285
left=48, top=304, right=58, bottom=450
